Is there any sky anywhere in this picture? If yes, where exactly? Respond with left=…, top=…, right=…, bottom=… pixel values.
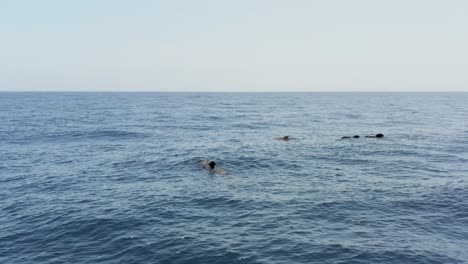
left=1, top=0, right=467, bottom=92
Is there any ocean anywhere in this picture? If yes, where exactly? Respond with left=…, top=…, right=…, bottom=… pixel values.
left=1, top=92, right=467, bottom=264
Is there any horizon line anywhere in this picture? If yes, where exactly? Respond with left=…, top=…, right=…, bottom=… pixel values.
left=0, top=90, right=467, bottom=93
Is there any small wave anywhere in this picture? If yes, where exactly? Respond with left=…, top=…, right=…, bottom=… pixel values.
left=188, top=196, right=261, bottom=211
left=30, top=130, right=148, bottom=143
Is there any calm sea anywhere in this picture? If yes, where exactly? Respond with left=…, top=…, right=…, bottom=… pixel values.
left=1, top=92, right=467, bottom=264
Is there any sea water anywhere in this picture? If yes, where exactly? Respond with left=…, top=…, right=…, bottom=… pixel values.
left=1, top=92, right=467, bottom=264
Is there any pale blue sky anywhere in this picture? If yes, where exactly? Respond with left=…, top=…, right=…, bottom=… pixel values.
left=1, top=0, right=467, bottom=91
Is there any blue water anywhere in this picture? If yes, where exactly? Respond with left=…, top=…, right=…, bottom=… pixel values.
left=1, top=92, right=468, bottom=264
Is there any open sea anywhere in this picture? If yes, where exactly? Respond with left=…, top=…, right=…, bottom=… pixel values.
left=1, top=92, right=468, bottom=264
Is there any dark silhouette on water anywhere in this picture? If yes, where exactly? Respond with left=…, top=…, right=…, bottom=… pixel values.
left=365, top=133, right=384, bottom=138
left=208, top=161, right=216, bottom=169
left=201, top=160, right=227, bottom=175
left=341, top=135, right=360, bottom=139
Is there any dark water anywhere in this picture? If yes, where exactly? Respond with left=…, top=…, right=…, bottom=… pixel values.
left=1, top=92, right=468, bottom=264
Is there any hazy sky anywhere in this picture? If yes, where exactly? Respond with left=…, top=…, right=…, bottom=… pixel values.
left=1, top=0, right=467, bottom=91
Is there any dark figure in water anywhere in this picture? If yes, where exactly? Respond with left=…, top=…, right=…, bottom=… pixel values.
left=208, top=161, right=216, bottom=169
left=341, top=135, right=360, bottom=139
left=365, top=133, right=384, bottom=138
left=277, top=136, right=289, bottom=141
left=201, top=160, right=227, bottom=175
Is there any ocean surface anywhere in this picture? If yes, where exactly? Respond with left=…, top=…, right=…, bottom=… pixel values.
left=1, top=92, right=468, bottom=264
